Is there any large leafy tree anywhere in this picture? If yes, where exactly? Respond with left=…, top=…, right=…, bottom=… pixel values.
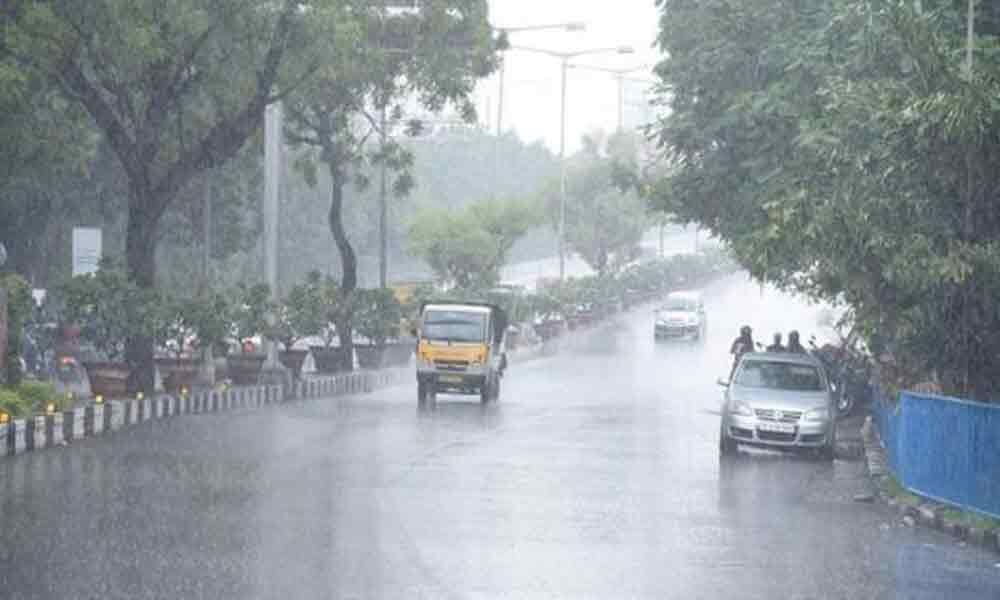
left=653, top=0, right=1000, bottom=399
left=408, top=198, right=539, bottom=289
left=6, top=0, right=342, bottom=390
left=283, top=1, right=500, bottom=370
left=549, top=131, right=649, bottom=277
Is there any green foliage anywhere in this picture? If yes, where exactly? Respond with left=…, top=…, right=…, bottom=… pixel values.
left=549, top=131, right=650, bottom=276
left=59, top=264, right=162, bottom=363
left=408, top=197, right=540, bottom=288
left=353, top=288, right=403, bottom=347
left=0, top=388, right=32, bottom=418
left=0, top=380, right=71, bottom=417
left=652, top=0, right=1000, bottom=399
left=284, top=0, right=501, bottom=288
left=15, top=380, right=70, bottom=412
left=267, top=277, right=326, bottom=350
left=231, top=283, right=272, bottom=348
left=1, top=272, right=32, bottom=385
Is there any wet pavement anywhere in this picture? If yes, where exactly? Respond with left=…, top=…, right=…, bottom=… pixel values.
left=2, top=275, right=999, bottom=599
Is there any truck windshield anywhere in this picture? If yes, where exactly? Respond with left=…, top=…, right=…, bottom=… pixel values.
left=422, top=310, right=487, bottom=343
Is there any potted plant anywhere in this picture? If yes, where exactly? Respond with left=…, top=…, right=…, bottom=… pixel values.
left=354, top=288, right=405, bottom=369
left=302, top=272, right=351, bottom=374
left=227, top=283, right=271, bottom=385
left=156, top=296, right=199, bottom=394
left=265, top=280, right=316, bottom=379
left=60, top=264, right=161, bottom=398
left=182, top=293, right=232, bottom=386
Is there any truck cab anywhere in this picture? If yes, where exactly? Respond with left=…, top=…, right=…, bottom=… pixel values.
left=415, top=302, right=507, bottom=404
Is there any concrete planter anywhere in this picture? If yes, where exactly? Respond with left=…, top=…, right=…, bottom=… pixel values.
left=226, top=353, right=265, bottom=386
left=279, top=349, right=309, bottom=379
left=310, top=346, right=350, bottom=374
left=83, top=362, right=129, bottom=398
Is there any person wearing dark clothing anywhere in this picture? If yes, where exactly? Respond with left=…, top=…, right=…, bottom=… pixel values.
left=766, top=332, right=785, bottom=353
left=787, top=330, right=808, bottom=354
left=729, top=325, right=755, bottom=378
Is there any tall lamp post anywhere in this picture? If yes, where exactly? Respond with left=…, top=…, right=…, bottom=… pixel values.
left=511, top=44, right=635, bottom=280
left=566, top=63, right=652, bottom=132
left=492, top=22, right=586, bottom=200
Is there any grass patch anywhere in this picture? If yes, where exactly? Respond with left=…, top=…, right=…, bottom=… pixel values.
left=883, top=476, right=922, bottom=506
left=939, top=508, right=1000, bottom=532
left=882, top=476, right=1000, bottom=533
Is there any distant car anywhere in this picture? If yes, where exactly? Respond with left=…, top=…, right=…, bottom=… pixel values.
left=718, top=352, right=836, bottom=459
left=653, top=291, right=706, bottom=341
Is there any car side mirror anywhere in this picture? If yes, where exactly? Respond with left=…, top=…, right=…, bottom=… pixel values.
left=716, top=377, right=730, bottom=387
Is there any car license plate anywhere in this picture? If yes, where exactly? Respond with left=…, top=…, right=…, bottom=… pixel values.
left=758, top=421, right=795, bottom=434
left=439, top=375, right=462, bottom=384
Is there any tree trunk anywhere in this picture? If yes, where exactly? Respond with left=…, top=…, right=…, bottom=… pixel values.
left=328, top=164, right=356, bottom=372
left=125, top=192, right=158, bottom=394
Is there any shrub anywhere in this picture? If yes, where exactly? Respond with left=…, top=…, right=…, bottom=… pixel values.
left=15, top=380, right=61, bottom=413
left=0, top=387, right=33, bottom=418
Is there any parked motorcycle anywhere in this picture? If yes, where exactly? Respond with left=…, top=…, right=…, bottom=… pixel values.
left=809, top=333, right=872, bottom=418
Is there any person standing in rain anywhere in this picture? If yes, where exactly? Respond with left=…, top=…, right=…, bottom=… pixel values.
left=786, top=330, right=808, bottom=354
left=730, top=325, right=755, bottom=378
left=766, top=332, right=785, bottom=352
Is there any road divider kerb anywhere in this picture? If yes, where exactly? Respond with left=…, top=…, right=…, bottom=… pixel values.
left=2, top=366, right=412, bottom=460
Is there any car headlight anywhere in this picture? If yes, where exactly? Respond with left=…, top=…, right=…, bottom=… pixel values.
left=729, top=398, right=753, bottom=417
left=804, top=407, right=831, bottom=422
left=686, top=316, right=699, bottom=326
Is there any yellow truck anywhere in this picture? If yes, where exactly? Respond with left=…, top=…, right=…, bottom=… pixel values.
left=414, top=301, right=508, bottom=404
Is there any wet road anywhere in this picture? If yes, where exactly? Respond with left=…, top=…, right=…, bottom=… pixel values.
left=3, top=275, right=999, bottom=599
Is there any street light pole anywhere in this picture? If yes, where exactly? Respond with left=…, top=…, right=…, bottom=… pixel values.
left=567, top=63, right=652, bottom=132
left=491, top=22, right=585, bottom=200
left=558, top=57, right=568, bottom=280
left=511, top=44, right=634, bottom=280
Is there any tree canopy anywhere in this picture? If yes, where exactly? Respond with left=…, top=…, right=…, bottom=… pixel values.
left=549, top=131, right=650, bottom=277
left=652, top=0, right=1000, bottom=399
left=408, top=197, right=540, bottom=289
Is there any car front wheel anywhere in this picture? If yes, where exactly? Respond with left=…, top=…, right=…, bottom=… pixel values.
left=719, top=425, right=738, bottom=456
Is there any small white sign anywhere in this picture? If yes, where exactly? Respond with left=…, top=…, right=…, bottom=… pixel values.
left=72, top=227, right=102, bottom=277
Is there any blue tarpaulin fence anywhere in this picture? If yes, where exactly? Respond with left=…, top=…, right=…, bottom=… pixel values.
left=875, top=391, right=1000, bottom=519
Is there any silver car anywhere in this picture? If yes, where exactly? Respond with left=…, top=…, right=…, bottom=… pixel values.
left=654, top=291, right=706, bottom=341
left=718, top=352, right=836, bottom=459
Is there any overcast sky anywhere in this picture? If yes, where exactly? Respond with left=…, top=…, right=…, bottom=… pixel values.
left=478, top=0, right=663, bottom=155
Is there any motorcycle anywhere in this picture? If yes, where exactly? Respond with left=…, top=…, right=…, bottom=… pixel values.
left=809, top=333, right=872, bottom=418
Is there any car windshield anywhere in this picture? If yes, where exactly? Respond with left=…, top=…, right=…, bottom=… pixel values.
left=663, top=298, right=698, bottom=311
left=735, top=360, right=825, bottom=391
left=422, top=310, right=487, bottom=343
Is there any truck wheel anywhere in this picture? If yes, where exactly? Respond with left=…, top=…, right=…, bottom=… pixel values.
left=481, top=376, right=498, bottom=404
left=418, top=380, right=435, bottom=405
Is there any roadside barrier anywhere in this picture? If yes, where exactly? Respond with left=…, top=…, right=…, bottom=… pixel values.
left=875, top=391, right=1000, bottom=519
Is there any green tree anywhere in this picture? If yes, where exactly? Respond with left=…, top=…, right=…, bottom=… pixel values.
left=652, top=0, right=1000, bottom=399
left=549, top=131, right=649, bottom=276
left=6, top=0, right=341, bottom=390
left=408, top=198, right=539, bottom=289
left=283, top=1, right=500, bottom=370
